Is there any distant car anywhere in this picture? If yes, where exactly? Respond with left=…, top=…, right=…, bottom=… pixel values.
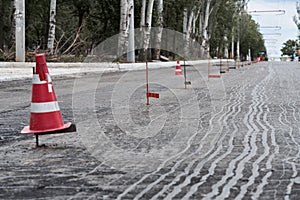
left=258, top=51, right=268, bottom=61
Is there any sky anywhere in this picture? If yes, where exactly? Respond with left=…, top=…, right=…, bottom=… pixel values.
left=248, top=0, right=299, bottom=57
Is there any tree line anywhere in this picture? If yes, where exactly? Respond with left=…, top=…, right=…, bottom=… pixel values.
left=281, top=1, right=300, bottom=60
left=0, top=0, right=265, bottom=62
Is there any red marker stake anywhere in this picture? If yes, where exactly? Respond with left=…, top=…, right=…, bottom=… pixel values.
left=146, top=59, right=149, bottom=105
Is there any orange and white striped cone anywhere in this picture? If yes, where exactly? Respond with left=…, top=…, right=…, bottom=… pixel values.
left=175, top=60, right=183, bottom=75
left=21, top=54, right=75, bottom=135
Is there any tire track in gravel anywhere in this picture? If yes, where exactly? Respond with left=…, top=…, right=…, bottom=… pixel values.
left=236, top=64, right=274, bottom=199
left=115, top=90, right=211, bottom=200
left=161, top=86, right=242, bottom=200
left=116, top=63, right=264, bottom=199
left=252, top=66, right=280, bottom=199
left=270, top=64, right=300, bottom=199
left=280, top=100, right=300, bottom=199
left=139, top=86, right=245, bottom=199
left=117, top=74, right=231, bottom=199
left=284, top=102, right=300, bottom=200
left=207, top=65, right=267, bottom=200
left=135, top=113, right=210, bottom=200
left=276, top=64, right=300, bottom=199
left=279, top=103, right=298, bottom=200
left=180, top=85, right=247, bottom=199
left=180, top=67, right=258, bottom=196
left=71, top=70, right=204, bottom=199
left=156, top=64, right=258, bottom=199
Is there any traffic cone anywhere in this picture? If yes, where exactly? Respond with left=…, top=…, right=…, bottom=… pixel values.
left=175, top=60, right=183, bottom=75
left=21, top=54, right=76, bottom=144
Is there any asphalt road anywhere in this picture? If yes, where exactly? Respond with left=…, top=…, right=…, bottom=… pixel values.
left=1, top=61, right=300, bottom=199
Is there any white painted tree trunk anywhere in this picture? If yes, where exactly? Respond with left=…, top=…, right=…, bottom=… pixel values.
left=201, top=0, right=212, bottom=58
left=139, top=0, right=146, bottom=60
left=192, top=13, right=196, bottom=37
left=193, top=9, right=200, bottom=39
left=47, top=0, right=56, bottom=54
left=183, top=8, right=187, bottom=40
left=15, top=0, right=25, bottom=62
left=199, top=11, right=203, bottom=34
left=140, top=0, right=146, bottom=30
left=118, top=0, right=129, bottom=59
left=231, top=27, right=234, bottom=59
left=184, top=8, right=194, bottom=57
left=154, top=0, right=163, bottom=60
left=127, top=0, right=135, bottom=62
left=143, top=0, right=155, bottom=51
left=0, top=0, right=4, bottom=49
left=248, top=48, right=251, bottom=62
left=237, top=12, right=240, bottom=61
left=224, top=35, right=229, bottom=58
left=140, top=0, right=154, bottom=61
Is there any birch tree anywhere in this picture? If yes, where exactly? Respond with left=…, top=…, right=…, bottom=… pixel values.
left=140, top=0, right=155, bottom=61
left=182, top=2, right=202, bottom=58
left=0, top=0, right=4, bottom=50
left=9, top=0, right=15, bottom=44
left=231, top=27, right=235, bottom=59
left=153, top=0, right=163, bottom=60
left=47, top=0, right=56, bottom=54
left=118, top=0, right=129, bottom=59
left=15, top=0, right=25, bottom=61
left=183, top=8, right=188, bottom=40
left=140, top=0, right=146, bottom=31
left=139, top=0, right=146, bottom=59
left=184, top=7, right=195, bottom=57
left=201, top=0, right=212, bottom=58
left=127, top=0, right=135, bottom=62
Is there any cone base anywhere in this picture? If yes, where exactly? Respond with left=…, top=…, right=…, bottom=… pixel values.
left=21, top=122, right=75, bottom=135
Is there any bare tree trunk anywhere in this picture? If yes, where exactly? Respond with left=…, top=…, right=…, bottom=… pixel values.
left=127, top=0, right=135, bottom=62
left=182, top=7, right=195, bottom=59
left=140, top=0, right=154, bottom=61
left=183, top=7, right=187, bottom=40
left=237, top=12, right=240, bottom=61
left=201, top=0, right=211, bottom=58
left=140, top=0, right=146, bottom=30
left=15, top=0, right=25, bottom=62
left=139, top=0, right=146, bottom=60
left=118, top=0, right=129, bottom=60
left=192, top=13, right=196, bottom=37
left=224, top=35, right=228, bottom=58
left=47, top=0, right=56, bottom=54
left=192, top=10, right=200, bottom=58
left=8, top=0, right=15, bottom=50
left=153, top=0, right=163, bottom=60
left=199, top=11, right=203, bottom=57
left=231, top=27, right=234, bottom=59
left=186, top=9, right=194, bottom=57
left=0, top=0, right=4, bottom=50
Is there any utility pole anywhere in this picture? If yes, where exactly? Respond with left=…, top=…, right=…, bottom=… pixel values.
left=15, top=0, right=25, bottom=62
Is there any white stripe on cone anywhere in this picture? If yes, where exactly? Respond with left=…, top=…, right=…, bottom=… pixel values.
left=46, top=74, right=52, bottom=82
left=48, top=83, right=53, bottom=93
left=31, top=101, right=60, bottom=113
left=32, top=74, right=47, bottom=84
